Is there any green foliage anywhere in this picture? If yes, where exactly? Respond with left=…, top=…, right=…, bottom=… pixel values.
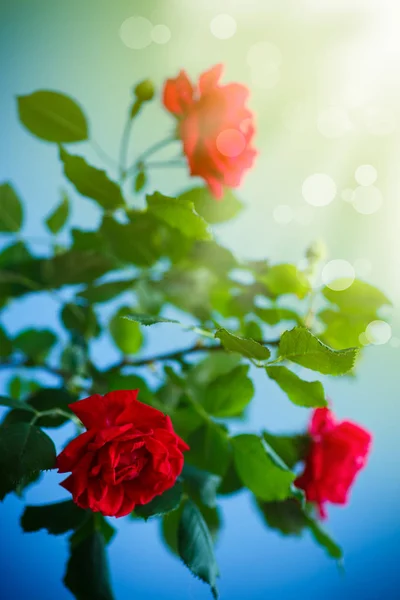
left=61, top=303, right=100, bottom=340
left=147, top=192, right=211, bottom=240
left=21, top=500, right=87, bottom=535
left=186, top=422, right=230, bottom=477
left=203, top=365, right=254, bottom=417
left=0, top=423, right=56, bottom=500
left=135, top=481, right=183, bottom=520
left=45, top=193, right=70, bottom=234
left=262, top=431, right=310, bottom=469
left=0, top=326, right=13, bottom=357
left=215, top=328, right=271, bottom=361
left=0, top=182, right=23, bottom=232
left=78, top=279, right=134, bottom=303
left=124, top=312, right=180, bottom=326
left=231, top=434, right=295, bottom=501
left=65, top=517, right=115, bottom=600
left=134, top=169, right=147, bottom=192
left=109, top=306, right=144, bottom=354
left=266, top=366, right=327, bottom=408
left=279, top=327, right=358, bottom=375
left=14, top=329, right=57, bottom=362
left=181, top=464, right=221, bottom=508
left=178, top=499, right=219, bottom=599
left=259, top=264, right=310, bottom=298
left=60, top=148, right=125, bottom=210
left=178, top=186, right=243, bottom=224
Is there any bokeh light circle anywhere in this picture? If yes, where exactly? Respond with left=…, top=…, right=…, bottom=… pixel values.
left=302, top=174, right=337, bottom=207
left=355, top=164, right=377, bottom=186
left=273, top=205, right=293, bottom=225
left=152, top=24, right=171, bottom=44
left=321, top=259, right=355, bottom=291
left=210, top=14, right=237, bottom=39
left=365, top=320, right=392, bottom=345
left=352, top=186, right=383, bottom=214
left=119, top=17, right=153, bottom=50
left=216, top=129, right=246, bottom=157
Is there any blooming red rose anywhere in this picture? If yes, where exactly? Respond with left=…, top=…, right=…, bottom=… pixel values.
left=163, top=64, right=257, bottom=199
left=295, top=407, right=372, bottom=519
left=56, top=390, right=189, bottom=518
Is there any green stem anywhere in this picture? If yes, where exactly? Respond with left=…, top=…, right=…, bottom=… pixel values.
left=125, top=136, right=177, bottom=178
left=118, top=115, right=134, bottom=183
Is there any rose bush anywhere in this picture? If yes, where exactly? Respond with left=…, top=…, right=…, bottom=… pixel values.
left=163, top=64, right=257, bottom=198
left=295, top=407, right=372, bottom=518
left=56, top=390, right=189, bottom=517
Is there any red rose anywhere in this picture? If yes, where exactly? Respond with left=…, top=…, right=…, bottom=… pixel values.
left=163, top=64, right=257, bottom=199
left=56, top=390, right=189, bottom=518
left=295, top=407, right=372, bottom=519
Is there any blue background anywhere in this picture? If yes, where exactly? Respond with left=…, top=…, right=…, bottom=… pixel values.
left=1, top=1, right=399, bottom=598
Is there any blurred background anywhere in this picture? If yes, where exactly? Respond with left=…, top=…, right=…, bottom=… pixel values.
left=0, top=0, right=399, bottom=598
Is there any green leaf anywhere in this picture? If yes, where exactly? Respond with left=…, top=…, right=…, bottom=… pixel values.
left=279, top=327, right=358, bottom=375
left=188, top=353, right=241, bottom=389
left=322, top=279, right=390, bottom=315
left=60, top=148, right=125, bottom=210
left=203, top=365, right=254, bottom=417
left=181, top=464, right=221, bottom=508
left=21, top=500, right=87, bottom=535
left=17, top=90, right=88, bottom=143
left=44, top=249, right=115, bottom=287
left=134, top=170, right=147, bottom=193
left=254, top=307, right=300, bottom=325
left=45, top=193, right=69, bottom=234
left=256, top=498, right=308, bottom=536
left=231, top=434, right=295, bottom=501
left=77, top=279, right=134, bottom=304
left=179, top=186, right=243, bottom=224
left=65, top=528, right=114, bottom=600
left=0, top=423, right=56, bottom=500
left=109, top=307, right=144, bottom=355
left=123, top=313, right=180, bottom=326
left=0, top=325, right=13, bottom=357
left=186, top=422, right=230, bottom=477
left=218, top=457, right=243, bottom=496
left=61, top=303, right=100, bottom=340
left=178, top=499, right=219, bottom=599
left=135, top=481, right=183, bottom=520
left=26, top=387, right=76, bottom=428
left=266, top=366, right=327, bottom=408
left=215, top=328, right=271, bottom=361
left=101, top=214, right=162, bottom=267
left=0, top=396, right=36, bottom=412
left=147, top=192, right=211, bottom=240
left=0, top=182, right=24, bottom=232
left=14, top=328, right=57, bottom=362
left=262, top=431, right=310, bottom=469
left=260, top=264, right=310, bottom=299
left=7, top=376, right=40, bottom=401
left=103, top=372, right=154, bottom=405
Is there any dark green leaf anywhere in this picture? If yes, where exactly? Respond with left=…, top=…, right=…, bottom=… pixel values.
left=203, top=365, right=254, bottom=417
left=27, top=387, right=76, bottom=428
left=217, top=457, right=243, bottom=495
left=65, top=528, right=114, bottom=600
left=182, top=464, right=221, bottom=508
left=44, top=249, right=116, bottom=287
left=260, top=264, right=310, bottom=299
left=232, top=434, right=295, bottom=501
left=0, top=326, right=12, bottom=357
left=0, top=423, right=56, bottom=500
left=0, top=182, right=23, bottom=232
left=147, top=192, right=211, bottom=240
left=262, top=431, right=310, bottom=469
left=45, top=193, right=69, bottom=234
left=215, top=328, right=271, bottom=361
left=178, top=499, right=219, bottom=599
left=279, top=327, right=358, bottom=375
left=17, top=90, right=88, bottom=143
left=135, top=481, right=183, bottom=520
left=123, top=313, right=180, bottom=326
left=306, top=516, right=343, bottom=560
left=14, top=328, right=57, bottom=362
left=101, top=214, right=162, bottom=267
left=266, top=365, right=327, bottom=408
left=186, top=422, right=230, bottom=477
left=134, top=170, right=147, bottom=193
left=179, top=186, right=243, bottom=224
left=256, top=498, right=308, bottom=536
left=60, top=148, right=124, bottom=210
left=78, top=279, right=134, bottom=304
left=21, top=500, right=87, bottom=535
left=0, top=396, right=36, bottom=412
left=61, top=303, right=100, bottom=340
left=109, top=307, right=144, bottom=355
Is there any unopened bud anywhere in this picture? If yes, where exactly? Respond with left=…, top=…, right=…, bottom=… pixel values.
left=134, top=79, right=155, bottom=103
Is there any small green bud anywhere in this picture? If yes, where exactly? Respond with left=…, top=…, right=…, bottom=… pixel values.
left=134, top=79, right=155, bottom=103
